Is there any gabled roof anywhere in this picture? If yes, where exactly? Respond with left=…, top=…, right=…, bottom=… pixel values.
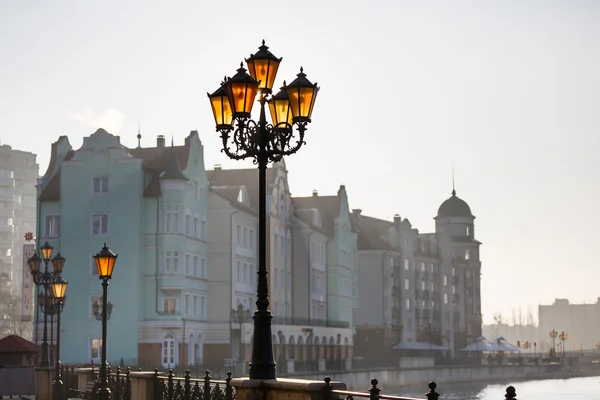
left=210, top=186, right=257, bottom=216
left=294, top=209, right=329, bottom=235
left=350, top=213, right=400, bottom=252
left=293, top=194, right=341, bottom=236
left=206, top=168, right=277, bottom=210
left=0, top=335, right=40, bottom=354
left=38, top=150, right=76, bottom=202
left=39, top=131, right=193, bottom=201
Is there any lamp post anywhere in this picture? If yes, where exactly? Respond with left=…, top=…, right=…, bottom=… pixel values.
left=93, top=243, right=118, bottom=400
left=92, top=298, right=114, bottom=321
left=549, top=329, right=558, bottom=356
left=231, top=304, right=251, bottom=362
left=559, top=331, right=568, bottom=359
left=51, top=276, right=68, bottom=400
left=27, top=242, right=66, bottom=367
left=580, top=342, right=583, bottom=355
left=208, top=40, right=319, bottom=380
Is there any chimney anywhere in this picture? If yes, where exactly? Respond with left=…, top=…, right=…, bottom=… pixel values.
left=157, top=135, right=166, bottom=148
left=352, top=209, right=362, bottom=217
left=312, top=189, right=318, bottom=198
left=393, top=214, right=401, bottom=225
left=214, top=164, right=222, bottom=171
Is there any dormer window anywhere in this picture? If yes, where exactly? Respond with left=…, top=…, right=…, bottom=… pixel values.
left=466, top=226, right=470, bottom=236
left=465, top=250, right=470, bottom=260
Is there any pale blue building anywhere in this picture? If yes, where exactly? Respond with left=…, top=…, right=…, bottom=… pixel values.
left=36, top=129, right=211, bottom=367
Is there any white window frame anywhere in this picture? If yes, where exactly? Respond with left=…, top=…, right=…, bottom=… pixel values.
left=91, top=213, right=109, bottom=236
left=90, top=256, right=98, bottom=276
left=44, top=214, right=60, bottom=238
left=89, top=337, right=102, bottom=364
left=162, top=298, right=178, bottom=314
left=161, top=333, right=177, bottom=368
left=91, top=176, right=109, bottom=195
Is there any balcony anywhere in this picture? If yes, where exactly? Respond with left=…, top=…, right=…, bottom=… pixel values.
left=392, top=286, right=402, bottom=296
left=453, top=294, right=460, bottom=303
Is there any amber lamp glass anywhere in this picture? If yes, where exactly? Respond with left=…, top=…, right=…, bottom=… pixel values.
left=28, top=253, right=42, bottom=275
left=41, top=242, right=54, bottom=262
left=93, top=243, right=118, bottom=280
left=51, top=252, right=66, bottom=275
left=245, top=40, right=282, bottom=93
left=51, top=276, right=68, bottom=302
left=285, top=67, right=319, bottom=122
left=268, top=82, right=293, bottom=129
left=224, top=64, right=259, bottom=118
left=207, top=84, right=233, bottom=129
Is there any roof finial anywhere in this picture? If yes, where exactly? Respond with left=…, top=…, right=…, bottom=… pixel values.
left=137, top=123, right=141, bottom=148
left=452, top=167, right=456, bottom=197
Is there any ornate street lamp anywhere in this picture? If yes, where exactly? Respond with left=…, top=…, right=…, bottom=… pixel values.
left=93, top=243, right=118, bottom=400
left=27, top=243, right=66, bottom=367
left=549, top=329, right=558, bottom=356
left=51, top=276, right=68, bottom=400
left=92, top=299, right=114, bottom=320
left=559, top=331, right=568, bottom=359
left=209, top=40, right=319, bottom=380
left=231, top=304, right=252, bottom=362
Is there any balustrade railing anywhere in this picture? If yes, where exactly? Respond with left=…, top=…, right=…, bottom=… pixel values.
left=154, top=369, right=235, bottom=400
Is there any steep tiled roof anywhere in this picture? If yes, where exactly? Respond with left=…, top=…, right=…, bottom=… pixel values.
left=39, top=144, right=191, bottom=201
left=0, top=335, right=40, bottom=354
left=206, top=168, right=277, bottom=209
left=38, top=150, right=76, bottom=202
left=211, top=186, right=257, bottom=216
left=159, top=147, right=189, bottom=181
left=293, top=195, right=341, bottom=236
left=350, top=213, right=399, bottom=252
left=293, top=209, right=329, bottom=235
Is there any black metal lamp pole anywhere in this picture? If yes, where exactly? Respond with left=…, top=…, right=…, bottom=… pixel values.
left=559, top=331, right=568, bottom=359
left=93, top=244, right=118, bottom=400
left=51, top=276, right=68, bottom=400
left=549, top=329, right=558, bottom=356
left=27, top=242, right=65, bottom=367
left=208, top=41, right=319, bottom=380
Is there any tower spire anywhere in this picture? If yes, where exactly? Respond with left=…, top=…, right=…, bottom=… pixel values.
left=452, top=167, right=456, bottom=197
left=137, top=123, right=141, bottom=148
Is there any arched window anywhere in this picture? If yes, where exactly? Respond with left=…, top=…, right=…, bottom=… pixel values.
left=162, top=333, right=177, bottom=368
left=196, top=334, right=204, bottom=366
left=279, top=193, right=285, bottom=220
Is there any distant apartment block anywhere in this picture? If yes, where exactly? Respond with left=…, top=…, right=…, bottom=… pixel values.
left=0, top=144, right=38, bottom=337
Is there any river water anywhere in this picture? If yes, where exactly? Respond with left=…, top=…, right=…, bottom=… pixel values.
left=393, top=376, right=600, bottom=400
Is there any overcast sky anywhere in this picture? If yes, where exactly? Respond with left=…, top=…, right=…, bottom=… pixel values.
left=2, top=0, right=599, bottom=325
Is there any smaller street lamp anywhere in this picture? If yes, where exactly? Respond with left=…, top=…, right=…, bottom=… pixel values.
left=549, top=329, right=558, bottom=357
left=92, top=299, right=114, bottom=320
left=28, top=244, right=67, bottom=367
left=93, top=243, right=118, bottom=400
left=559, top=331, right=568, bottom=359
left=51, top=276, right=68, bottom=400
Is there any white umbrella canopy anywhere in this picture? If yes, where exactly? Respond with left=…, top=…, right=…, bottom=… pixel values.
left=461, top=341, right=495, bottom=352
left=489, top=337, right=521, bottom=352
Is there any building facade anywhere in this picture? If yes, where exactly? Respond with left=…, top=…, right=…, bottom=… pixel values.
left=33, top=127, right=483, bottom=370
left=36, top=129, right=211, bottom=366
left=352, top=189, right=482, bottom=364
left=0, top=144, right=38, bottom=338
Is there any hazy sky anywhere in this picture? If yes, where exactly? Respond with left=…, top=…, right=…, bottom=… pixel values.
left=1, top=0, right=599, bottom=325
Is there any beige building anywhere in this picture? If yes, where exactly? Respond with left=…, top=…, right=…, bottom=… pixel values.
left=538, top=298, right=600, bottom=353
left=207, top=163, right=354, bottom=373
